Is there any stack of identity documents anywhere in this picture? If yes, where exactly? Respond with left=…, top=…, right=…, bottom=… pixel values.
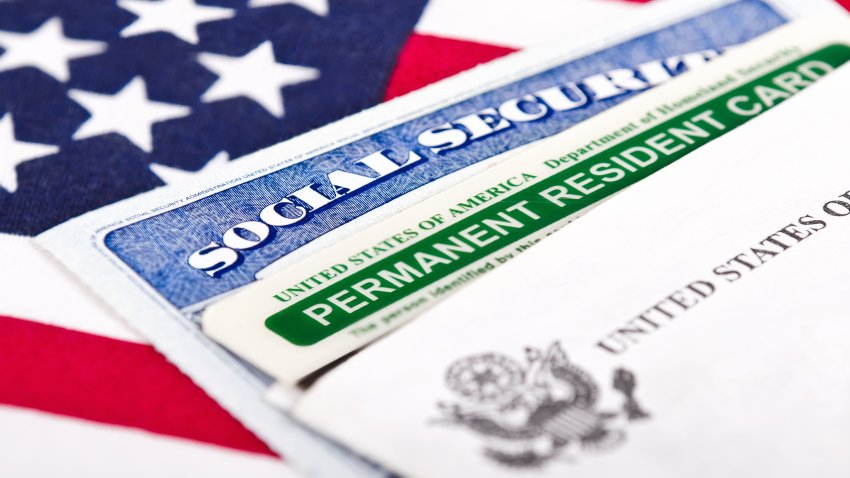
left=28, top=0, right=850, bottom=475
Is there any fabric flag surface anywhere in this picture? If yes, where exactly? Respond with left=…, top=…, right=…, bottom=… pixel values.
left=3, top=0, right=847, bottom=476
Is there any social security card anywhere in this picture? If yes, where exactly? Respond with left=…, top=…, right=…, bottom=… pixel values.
left=95, top=0, right=792, bottom=312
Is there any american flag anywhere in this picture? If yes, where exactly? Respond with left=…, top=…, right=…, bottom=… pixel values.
left=1, top=0, right=846, bottom=475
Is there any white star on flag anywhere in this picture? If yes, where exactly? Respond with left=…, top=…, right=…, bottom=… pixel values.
left=0, top=113, right=59, bottom=193
left=68, top=76, right=192, bottom=153
left=150, top=151, right=230, bottom=185
left=0, top=17, right=107, bottom=83
left=197, top=41, right=319, bottom=118
left=118, top=0, right=235, bottom=45
left=248, top=0, right=329, bottom=16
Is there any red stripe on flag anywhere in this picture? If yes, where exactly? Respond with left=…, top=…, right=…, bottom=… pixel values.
left=839, top=0, right=850, bottom=11
left=0, top=315, right=276, bottom=457
left=384, top=33, right=516, bottom=100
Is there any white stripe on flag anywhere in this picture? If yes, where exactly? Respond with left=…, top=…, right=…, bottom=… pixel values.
left=415, top=0, right=653, bottom=48
left=0, top=405, right=299, bottom=478
left=0, top=233, right=144, bottom=343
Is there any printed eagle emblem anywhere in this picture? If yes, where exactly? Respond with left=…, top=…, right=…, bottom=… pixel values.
left=435, top=341, right=649, bottom=468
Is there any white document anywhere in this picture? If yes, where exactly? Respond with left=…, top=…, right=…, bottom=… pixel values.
left=294, top=58, right=850, bottom=478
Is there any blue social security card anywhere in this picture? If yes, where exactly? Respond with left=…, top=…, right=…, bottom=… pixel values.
left=103, top=0, right=787, bottom=310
